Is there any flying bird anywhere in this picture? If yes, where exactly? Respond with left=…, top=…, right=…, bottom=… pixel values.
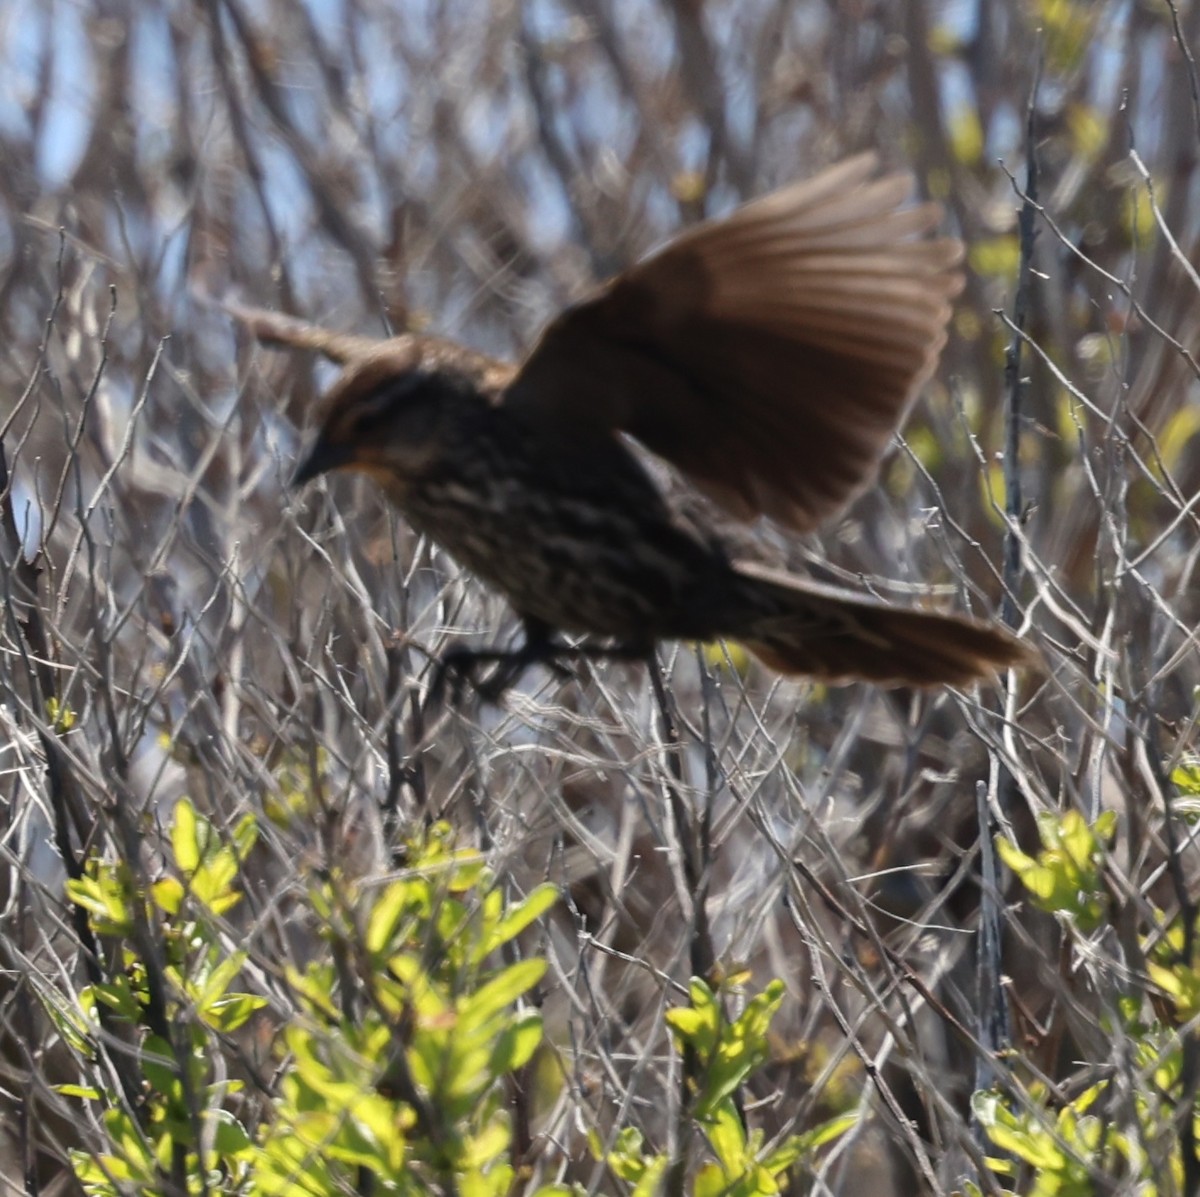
left=234, top=154, right=1027, bottom=698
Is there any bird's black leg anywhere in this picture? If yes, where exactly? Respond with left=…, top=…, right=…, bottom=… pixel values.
left=429, top=621, right=656, bottom=707
left=429, top=618, right=566, bottom=706
left=473, top=618, right=572, bottom=702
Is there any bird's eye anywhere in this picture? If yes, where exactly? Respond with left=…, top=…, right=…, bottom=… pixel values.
left=348, top=374, right=424, bottom=433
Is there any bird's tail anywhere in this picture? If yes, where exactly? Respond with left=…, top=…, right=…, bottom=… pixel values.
left=726, top=562, right=1029, bottom=687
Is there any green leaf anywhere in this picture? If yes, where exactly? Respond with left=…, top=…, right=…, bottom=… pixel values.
left=46, top=696, right=76, bottom=733
left=102, top=1106, right=156, bottom=1173
left=1059, top=810, right=1097, bottom=872
left=366, top=879, right=422, bottom=956
left=607, top=1127, right=651, bottom=1182
left=151, top=876, right=184, bottom=915
left=285, top=964, right=341, bottom=1021
left=254, top=1140, right=332, bottom=1196
left=475, top=883, right=558, bottom=960
left=695, top=982, right=783, bottom=1117
left=995, top=837, right=1059, bottom=902
left=66, top=870, right=135, bottom=936
left=995, top=811, right=1111, bottom=931
left=44, top=993, right=95, bottom=1058
left=948, top=105, right=984, bottom=165
left=209, top=1108, right=252, bottom=1155
left=203, top=992, right=269, bottom=1033
left=231, top=812, right=258, bottom=861
left=630, top=1153, right=668, bottom=1197
left=462, top=1118, right=511, bottom=1169
left=666, top=977, right=721, bottom=1058
left=460, top=1162, right=515, bottom=1197
left=969, top=235, right=1020, bottom=281
left=1171, top=756, right=1200, bottom=797
left=191, top=850, right=241, bottom=914
left=141, top=1034, right=182, bottom=1101
left=444, top=849, right=488, bottom=892
left=788, top=1112, right=857, bottom=1156
left=172, top=798, right=201, bottom=874
left=87, top=978, right=141, bottom=1021
left=489, top=1010, right=543, bottom=1074
left=694, top=1161, right=729, bottom=1197
left=459, top=959, right=545, bottom=1030
left=1066, top=102, right=1107, bottom=162
left=732, top=980, right=784, bottom=1042
left=704, top=1101, right=748, bottom=1170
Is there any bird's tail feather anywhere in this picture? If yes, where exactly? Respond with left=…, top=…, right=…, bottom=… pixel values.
left=729, top=562, right=1029, bottom=687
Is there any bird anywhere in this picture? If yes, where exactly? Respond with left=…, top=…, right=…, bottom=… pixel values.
left=235, top=153, right=1028, bottom=699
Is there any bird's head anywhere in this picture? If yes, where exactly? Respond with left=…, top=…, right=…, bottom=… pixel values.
left=293, top=338, right=493, bottom=497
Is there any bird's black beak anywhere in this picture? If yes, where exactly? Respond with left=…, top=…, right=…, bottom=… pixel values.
left=291, top=436, right=352, bottom=487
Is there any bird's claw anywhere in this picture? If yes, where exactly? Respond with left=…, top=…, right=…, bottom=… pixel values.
left=425, top=644, right=576, bottom=709
left=427, top=649, right=478, bottom=709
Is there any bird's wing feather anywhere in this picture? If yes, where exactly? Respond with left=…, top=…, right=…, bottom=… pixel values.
left=731, top=560, right=1031, bottom=685
left=222, top=301, right=385, bottom=364
left=502, top=153, right=963, bottom=532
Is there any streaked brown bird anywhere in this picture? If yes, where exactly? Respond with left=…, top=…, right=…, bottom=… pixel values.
left=239, top=154, right=1027, bottom=697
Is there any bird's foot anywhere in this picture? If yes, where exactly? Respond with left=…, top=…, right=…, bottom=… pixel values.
left=427, top=648, right=495, bottom=708
left=427, top=641, right=571, bottom=708
left=427, top=630, right=654, bottom=710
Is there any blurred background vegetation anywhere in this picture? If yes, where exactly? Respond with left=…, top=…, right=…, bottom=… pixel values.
left=2, top=0, right=1200, bottom=1193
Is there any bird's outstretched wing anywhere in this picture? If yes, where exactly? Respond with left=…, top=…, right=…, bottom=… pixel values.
left=503, top=154, right=964, bottom=532
left=220, top=301, right=384, bottom=363
left=222, top=301, right=518, bottom=397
